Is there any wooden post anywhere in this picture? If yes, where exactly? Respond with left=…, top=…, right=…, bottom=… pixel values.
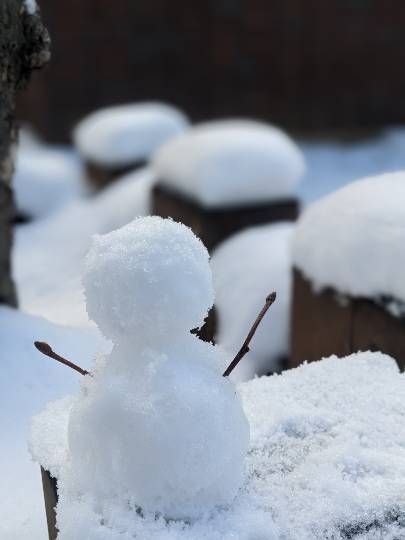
left=152, top=184, right=299, bottom=252
left=41, top=468, right=58, bottom=540
left=290, top=269, right=405, bottom=370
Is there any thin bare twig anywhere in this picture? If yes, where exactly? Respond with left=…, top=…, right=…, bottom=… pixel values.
left=223, top=292, right=277, bottom=377
left=34, top=341, right=91, bottom=377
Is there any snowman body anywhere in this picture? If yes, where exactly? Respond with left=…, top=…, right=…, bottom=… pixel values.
left=68, top=217, right=249, bottom=520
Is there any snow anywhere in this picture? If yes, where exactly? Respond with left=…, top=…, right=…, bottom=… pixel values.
left=13, top=132, right=85, bottom=220
left=84, top=216, right=214, bottom=342
left=152, top=119, right=305, bottom=207
left=42, top=216, right=250, bottom=524
left=211, top=223, right=293, bottom=381
left=0, top=306, right=105, bottom=540
left=293, top=171, right=405, bottom=306
left=73, top=103, right=189, bottom=168
left=31, top=351, right=405, bottom=539
left=8, top=126, right=405, bottom=538
left=24, top=0, right=37, bottom=14
left=14, top=168, right=153, bottom=328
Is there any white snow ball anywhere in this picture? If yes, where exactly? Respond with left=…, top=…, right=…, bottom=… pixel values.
left=83, top=216, right=214, bottom=341
left=67, top=336, right=249, bottom=521
left=152, top=119, right=305, bottom=207
left=292, top=171, right=405, bottom=305
left=73, top=102, right=189, bottom=167
left=211, top=222, right=294, bottom=381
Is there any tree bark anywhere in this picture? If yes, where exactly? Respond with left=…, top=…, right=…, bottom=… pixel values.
left=0, top=0, right=50, bottom=305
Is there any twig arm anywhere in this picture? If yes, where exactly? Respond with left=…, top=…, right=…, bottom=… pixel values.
left=223, top=292, right=276, bottom=377
left=34, top=341, right=91, bottom=377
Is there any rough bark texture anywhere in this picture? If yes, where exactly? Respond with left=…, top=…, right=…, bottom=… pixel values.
left=0, top=0, right=50, bottom=305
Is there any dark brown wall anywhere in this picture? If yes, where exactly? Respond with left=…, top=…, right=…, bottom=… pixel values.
left=17, top=0, right=405, bottom=142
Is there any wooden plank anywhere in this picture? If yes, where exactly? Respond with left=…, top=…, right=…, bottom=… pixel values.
left=41, top=467, right=58, bottom=540
left=352, top=299, right=405, bottom=370
left=290, top=269, right=352, bottom=368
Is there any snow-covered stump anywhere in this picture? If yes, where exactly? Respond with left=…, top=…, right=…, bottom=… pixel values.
left=73, top=103, right=189, bottom=190
left=290, top=173, right=405, bottom=369
left=152, top=120, right=305, bottom=251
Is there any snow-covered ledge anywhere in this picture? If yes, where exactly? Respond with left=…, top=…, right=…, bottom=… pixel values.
left=31, top=351, right=405, bottom=539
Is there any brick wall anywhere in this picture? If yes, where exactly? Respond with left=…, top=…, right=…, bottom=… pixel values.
left=17, top=0, right=405, bottom=142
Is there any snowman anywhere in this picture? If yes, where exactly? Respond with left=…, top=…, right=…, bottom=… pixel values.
left=67, top=216, right=250, bottom=521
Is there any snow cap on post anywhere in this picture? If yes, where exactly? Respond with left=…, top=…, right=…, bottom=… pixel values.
left=152, top=119, right=305, bottom=207
left=292, top=171, right=405, bottom=305
left=73, top=102, right=189, bottom=168
left=83, top=216, right=214, bottom=341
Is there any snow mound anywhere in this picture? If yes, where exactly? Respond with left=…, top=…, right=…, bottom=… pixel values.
left=13, top=144, right=84, bottom=220
left=83, top=216, right=214, bottom=342
left=152, top=119, right=305, bottom=207
left=14, top=167, right=153, bottom=328
left=211, top=223, right=293, bottom=381
left=293, top=172, right=405, bottom=306
left=73, top=102, right=189, bottom=167
left=31, top=351, right=405, bottom=539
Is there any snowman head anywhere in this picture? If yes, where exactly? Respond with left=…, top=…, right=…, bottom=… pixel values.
left=83, top=216, right=214, bottom=343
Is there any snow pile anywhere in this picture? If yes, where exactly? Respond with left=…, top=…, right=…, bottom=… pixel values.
left=13, top=136, right=84, bottom=220
left=73, top=103, right=189, bottom=168
left=0, top=306, right=103, bottom=540
left=211, top=223, right=293, bottom=381
left=14, top=167, right=153, bottom=327
left=31, top=351, right=405, bottom=539
left=293, top=171, right=405, bottom=307
left=152, top=119, right=305, bottom=207
left=33, top=216, right=249, bottom=530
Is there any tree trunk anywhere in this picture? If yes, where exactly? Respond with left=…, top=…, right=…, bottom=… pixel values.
left=0, top=0, right=50, bottom=305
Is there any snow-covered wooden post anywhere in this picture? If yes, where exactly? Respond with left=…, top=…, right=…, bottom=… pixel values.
left=151, top=120, right=305, bottom=252
left=290, top=173, right=405, bottom=369
left=0, top=0, right=50, bottom=305
left=73, top=103, right=189, bottom=190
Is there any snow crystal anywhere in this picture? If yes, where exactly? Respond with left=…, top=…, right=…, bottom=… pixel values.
left=152, top=119, right=305, bottom=207
left=293, top=171, right=405, bottom=305
left=211, top=223, right=293, bottom=381
left=31, top=351, right=405, bottom=539
left=83, top=216, right=214, bottom=342
left=73, top=102, right=189, bottom=167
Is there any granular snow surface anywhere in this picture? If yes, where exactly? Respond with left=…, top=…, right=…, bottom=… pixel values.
left=31, top=351, right=405, bottom=539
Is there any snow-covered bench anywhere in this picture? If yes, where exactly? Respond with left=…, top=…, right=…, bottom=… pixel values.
left=152, top=120, right=305, bottom=251
left=290, top=172, right=405, bottom=369
left=73, top=102, right=189, bottom=190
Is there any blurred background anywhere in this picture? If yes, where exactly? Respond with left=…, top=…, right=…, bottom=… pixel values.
left=17, top=0, right=405, bottom=141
